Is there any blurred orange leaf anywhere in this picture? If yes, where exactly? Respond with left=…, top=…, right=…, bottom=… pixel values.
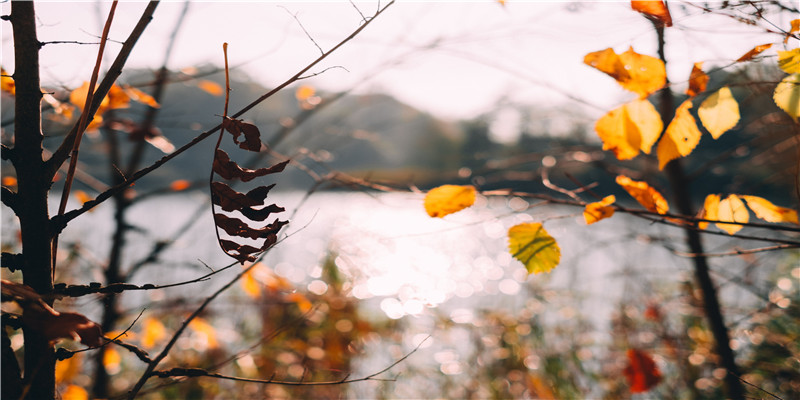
left=62, top=385, right=89, bottom=400
left=424, top=185, right=476, bottom=218
left=736, top=43, right=772, bottom=62
left=70, top=82, right=109, bottom=111
left=584, top=195, right=616, bottom=225
left=123, top=85, right=160, bottom=108
left=508, top=222, right=560, bottom=275
left=616, top=175, right=669, bottom=214
left=241, top=268, right=262, bottom=298
left=56, top=352, right=82, bottom=384
left=624, top=349, right=662, bottom=393
left=169, top=179, right=191, bottom=191
left=656, top=100, right=702, bottom=170
left=106, top=84, right=131, bottom=110
left=595, top=99, right=662, bottom=160
left=698, top=87, right=740, bottom=139
left=631, top=0, right=672, bottom=27
left=3, top=176, right=18, bottom=187
left=1, top=67, right=15, bottom=95
left=103, top=347, right=121, bottom=370
left=717, top=194, right=748, bottom=235
left=287, top=292, right=313, bottom=313
left=189, top=318, right=219, bottom=349
left=584, top=47, right=666, bottom=98
left=295, top=85, right=316, bottom=101
left=141, top=318, right=166, bottom=349
left=686, top=62, right=708, bottom=97
left=741, top=195, right=799, bottom=224
left=778, top=49, right=800, bottom=74
left=74, top=190, right=92, bottom=205
left=698, top=194, right=720, bottom=230
left=789, top=19, right=800, bottom=43
left=773, top=73, right=800, bottom=122
left=197, top=80, right=223, bottom=96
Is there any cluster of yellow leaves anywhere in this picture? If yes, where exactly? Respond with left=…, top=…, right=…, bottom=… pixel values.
left=700, top=194, right=799, bottom=235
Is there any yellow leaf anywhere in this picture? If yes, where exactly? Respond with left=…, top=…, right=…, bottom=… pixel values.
left=424, top=185, right=477, bottom=218
left=716, top=194, right=748, bottom=235
left=197, top=80, right=223, bottom=96
left=141, top=318, right=166, bottom=349
left=778, top=49, right=800, bottom=74
left=616, top=175, right=669, bottom=214
left=631, top=0, right=672, bottom=27
left=595, top=100, right=662, bottom=160
left=698, top=194, right=720, bottom=230
left=584, top=195, right=616, bottom=225
left=774, top=73, right=800, bottom=121
left=698, top=87, right=740, bottom=139
left=295, top=85, right=316, bottom=101
left=62, top=385, right=89, bottom=400
left=123, top=85, right=160, bottom=108
left=656, top=100, right=702, bottom=170
left=741, top=195, right=799, bottom=224
left=56, top=352, right=82, bottom=384
left=736, top=43, right=773, bottom=62
left=241, top=268, right=261, bottom=298
left=1, top=67, right=15, bottom=95
left=103, top=347, right=121, bottom=370
left=686, top=62, right=708, bottom=97
left=189, top=317, right=219, bottom=349
left=584, top=47, right=666, bottom=98
left=508, top=222, right=560, bottom=275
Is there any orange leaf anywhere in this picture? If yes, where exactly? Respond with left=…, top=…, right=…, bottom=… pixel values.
left=287, top=292, right=313, bottom=313
left=295, top=85, right=316, bottom=101
left=631, top=1, right=672, bottom=27
left=595, top=99, right=662, bottom=160
left=623, top=349, right=662, bottom=393
left=103, top=347, right=121, bottom=371
left=123, top=85, right=160, bottom=108
left=656, top=100, right=702, bottom=170
left=56, top=352, right=82, bottom=384
left=686, top=62, right=708, bottom=97
left=62, top=385, right=89, bottom=400
left=70, top=81, right=110, bottom=111
left=169, top=179, right=191, bottom=191
left=584, top=48, right=631, bottom=83
left=2, top=176, right=18, bottom=187
left=717, top=194, right=748, bottom=235
left=584, top=195, right=616, bottom=225
left=141, top=318, right=166, bottom=349
left=197, top=80, right=223, bottom=96
left=241, top=268, right=262, bottom=298
left=424, top=185, right=477, bottom=218
left=741, top=195, right=799, bottom=224
left=106, top=84, right=131, bottom=110
left=616, top=175, right=669, bottom=214
left=585, top=48, right=666, bottom=98
left=736, top=43, right=773, bottom=62
left=1, top=67, right=15, bottom=95
left=786, top=19, right=800, bottom=44
left=74, top=190, right=92, bottom=205
left=698, top=194, right=720, bottom=230
left=189, top=317, right=219, bottom=349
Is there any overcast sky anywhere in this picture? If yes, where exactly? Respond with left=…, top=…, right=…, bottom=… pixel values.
left=1, top=1, right=790, bottom=137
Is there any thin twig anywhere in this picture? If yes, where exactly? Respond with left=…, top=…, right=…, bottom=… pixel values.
left=279, top=6, right=324, bottom=55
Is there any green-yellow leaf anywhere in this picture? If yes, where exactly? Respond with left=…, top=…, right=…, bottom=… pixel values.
left=698, top=87, right=740, bottom=139
left=656, top=100, right=702, bottom=170
left=741, top=195, right=799, bottom=224
left=508, top=222, right=560, bottom=275
left=774, top=73, right=800, bottom=122
left=716, top=194, right=749, bottom=235
left=778, top=49, right=800, bottom=74
left=424, top=185, right=476, bottom=218
left=595, top=100, right=662, bottom=160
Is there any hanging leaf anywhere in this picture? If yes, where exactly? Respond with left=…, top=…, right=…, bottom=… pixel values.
left=736, top=43, right=773, bottom=62
left=197, top=80, right=224, bottom=96
left=584, top=195, right=616, bottom=225
left=686, top=62, right=708, bottom=97
left=213, top=150, right=289, bottom=182
left=616, top=175, right=669, bottom=214
left=1, top=67, right=15, bottom=95
left=631, top=0, right=672, bottom=27
left=623, top=349, right=662, bottom=393
left=773, top=73, right=800, bottom=122
left=584, top=47, right=666, bottom=99
left=656, top=100, right=702, bottom=170
left=595, top=99, right=662, bottom=160
left=778, top=49, right=800, bottom=74
left=717, top=194, right=749, bottom=235
left=741, top=195, right=799, bottom=224
left=224, top=118, right=263, bottom=152
left=698, top=87, right=740, bottom=139
left=424, top=185, right=477, bottom=218
left=698, top=194, right=720, bottom=230
left=141, top=317, right=166, bottom=349
left=508, top=222, right=560, bottom=275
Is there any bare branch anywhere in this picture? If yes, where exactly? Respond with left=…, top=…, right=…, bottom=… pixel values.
left=279, top=6, right=324, bottom=55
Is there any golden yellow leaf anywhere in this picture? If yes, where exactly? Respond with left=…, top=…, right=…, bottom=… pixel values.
left=1, top=67, right=15, bottom=95
left=141, top=318, right=166, bottom=349
left=103, top=347, right=121, bottom=370
left=615, top=175, right=669, bottom=214
left=169, top=179, right=191, bottom=191
left=241, top=269, right=261, bottom=298
left=736, top=43, right=773, bottom=62
left=686, top=62, right=708, bottom=97
left=631, top=0, right=672, bottom=27
left=56, top=352, right=82, bottom=384
left=698, top=194, right=720, bottom=230
left=584, top=47, right=666, bottom=98
left=716, top=194, right=748, bottom=235
left=295, top=85, right=316, bottom=101
left=424, top=185, right=477, bottom=218
left=197, top=80, right=224, bottom=96
left=584, top=195, right=616, bottom=225
left=741, top=195, right=799, bottom=224
left=656, top=100, right=702, bottom=170
left=123, top=85, right=160, bottom=108
left=698, top=87, right=740, bottom=139
left=106, top=84, right=131, bottom=110
left=189, top=317, right=219, bottom=349
left=62, top=385, right=89, bottom=400
left=778, top=49, right=800, bottom=74
left=773, top=73, right=800, bottom=121
left=508, top=222, right=560, bottom=275
left=595, top=99, right=662, bottom=160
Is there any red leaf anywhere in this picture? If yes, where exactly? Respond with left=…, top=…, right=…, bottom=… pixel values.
left=623, top=349, right=662, bottom=393
left=212, top=150, right=289, bottom=182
